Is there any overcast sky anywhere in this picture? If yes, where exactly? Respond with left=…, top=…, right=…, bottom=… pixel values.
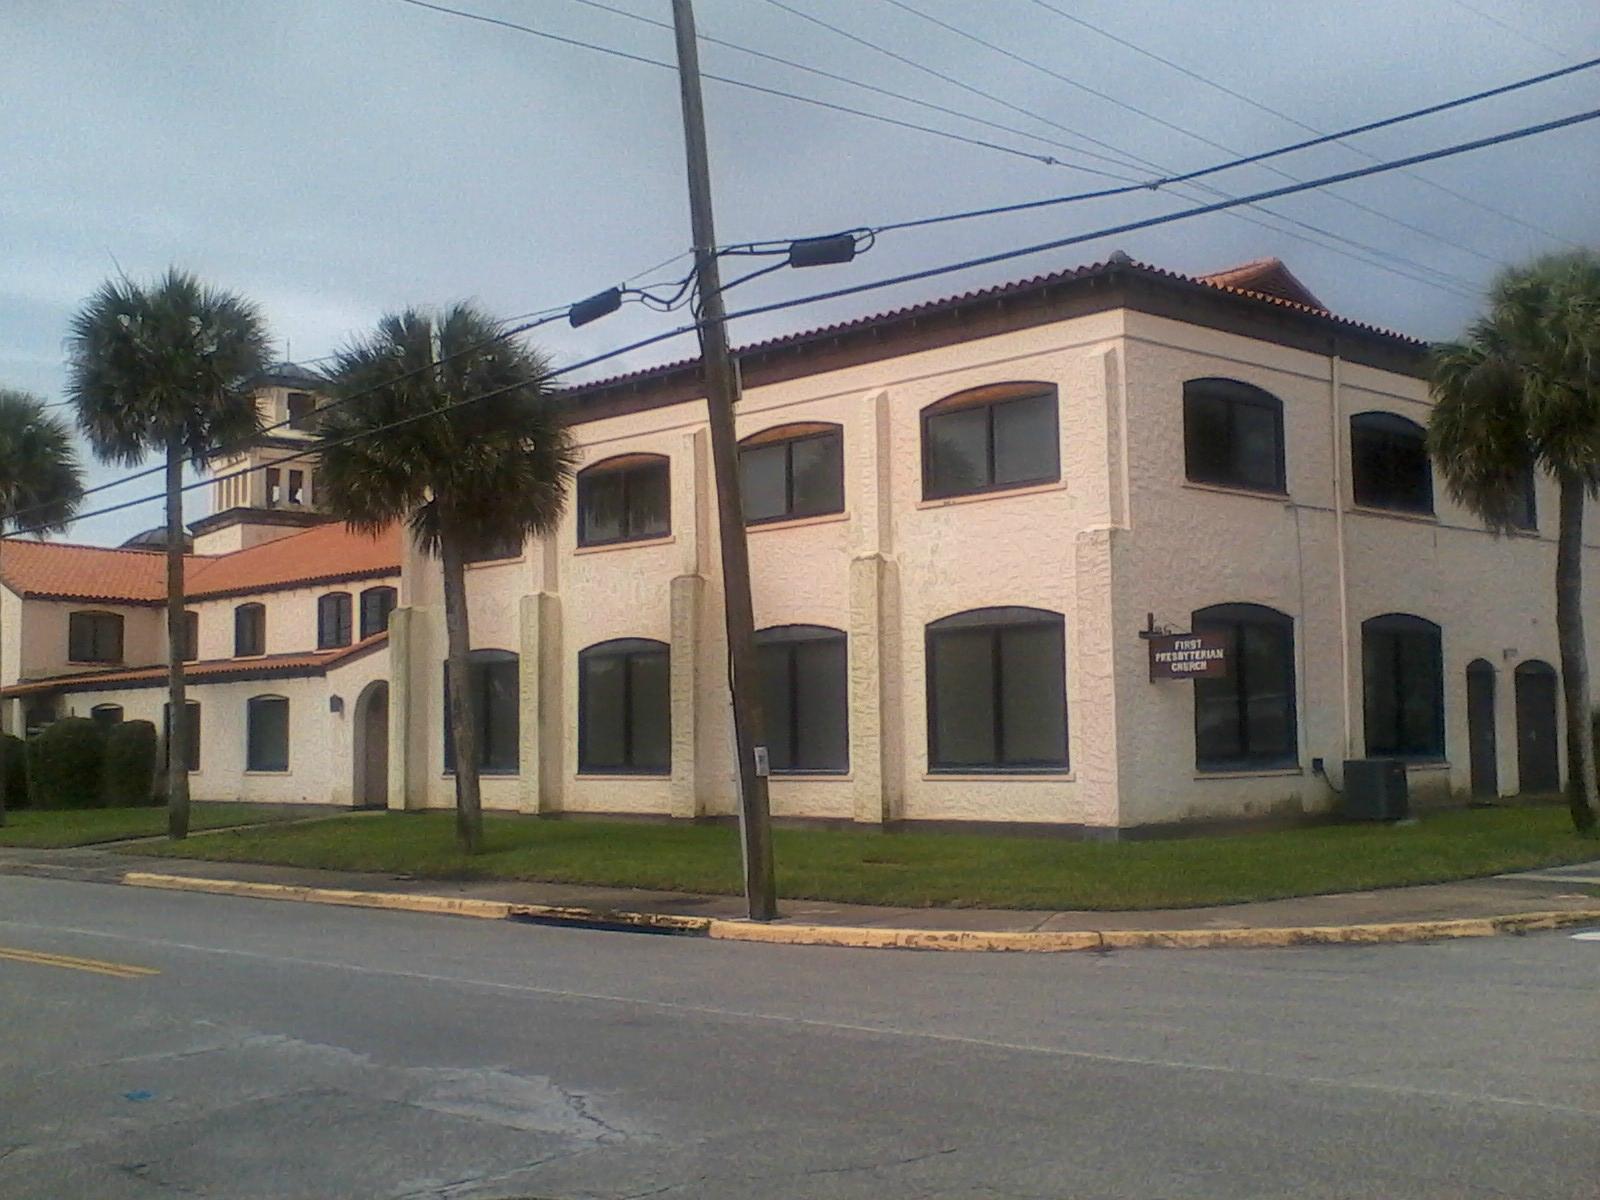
left=3, top=0, right=1597, bottom=546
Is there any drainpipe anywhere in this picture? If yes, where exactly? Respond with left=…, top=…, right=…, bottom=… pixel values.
left=1330, top=346, right=1354, bottom=759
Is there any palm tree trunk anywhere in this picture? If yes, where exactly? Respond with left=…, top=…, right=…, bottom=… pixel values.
left=1555, top=472, right=1598, bottom=832
left=165, top=442, right=190, bottom=839
left=439, top=530, right=483, bottom=852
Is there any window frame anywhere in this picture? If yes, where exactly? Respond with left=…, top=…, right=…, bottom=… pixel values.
left=920, top=385, right=1061, bottom=502
left=755, top=625, right=849, bottom=774
left=576, top=454, right=672, bottom=548
left=577, top=637, right=672, bottom=775
left=90, top=703, right=124, bottom=726
left=317, top=591, right=353, bottom=650
left=359, top=586, right=398, bottom=639
left=1362, top=613, right=1446, bottom=760
left=1191, top=602, right=1299, bottom=772
left=1350, top=411, right=1434, bottom=515
left=234, top=602, right=267, bottom=657
left=441, top=649, right=520, bottom=775
left=925, top=606, right=1069, bottom=773
left=245, top=694, right=291, bottom=773
left=1182, top=378, right=1287, bottom=494
left=286, top=391, right=316, bottom=432
left=68, top=610, right=125, bottom=664
left=738, top=424, right=845, bottom=526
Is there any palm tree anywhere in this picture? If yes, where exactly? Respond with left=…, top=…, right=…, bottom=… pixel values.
left=1428, top=249, right=1600, bottom=833
left=65, top=270, right=271, bottom=839
left=317, top=304, right=576, bottom=851
left=0, top=389, right=85, bottom=824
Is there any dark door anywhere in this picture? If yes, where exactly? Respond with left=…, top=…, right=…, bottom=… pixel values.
left=1466, top=660, right=1497, bottom=799
left=358, top=683, right=389, bottom=808
left=1514, top=661, right=1559, bottom=795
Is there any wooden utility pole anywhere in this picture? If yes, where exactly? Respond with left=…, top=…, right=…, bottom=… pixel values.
left=670, top=0, right=777, bottom=921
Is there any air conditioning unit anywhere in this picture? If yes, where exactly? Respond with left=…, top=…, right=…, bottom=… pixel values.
left=1342, top=759, right=1410, bottom=821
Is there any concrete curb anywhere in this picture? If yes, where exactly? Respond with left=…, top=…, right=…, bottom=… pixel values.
left=119, top=872, right=1600, bottom=952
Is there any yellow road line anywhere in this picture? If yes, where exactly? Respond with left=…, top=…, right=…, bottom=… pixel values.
left=0, top=945, right=159, bottom=979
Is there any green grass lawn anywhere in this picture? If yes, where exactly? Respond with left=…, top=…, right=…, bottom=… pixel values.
left=0, top=804, right=288, bottom=849
left=124, top=805, right=1599, bottom=910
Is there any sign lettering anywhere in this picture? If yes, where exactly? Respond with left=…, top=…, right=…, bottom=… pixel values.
left=1148, top=630, right=1231, bottom=681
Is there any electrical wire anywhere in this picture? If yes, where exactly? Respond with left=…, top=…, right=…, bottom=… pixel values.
left=1445, top=0, right=1576, bottom=65
left=393, top=0, right=1127, bottom=177
left=1024, top=0, right=1583, bottom=248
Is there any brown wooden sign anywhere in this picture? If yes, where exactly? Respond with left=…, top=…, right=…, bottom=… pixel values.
left=1149, top=631, right=1231, bottom=681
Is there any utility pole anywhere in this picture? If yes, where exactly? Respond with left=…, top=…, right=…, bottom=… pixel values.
left=670, top=0, right=777, bottom=921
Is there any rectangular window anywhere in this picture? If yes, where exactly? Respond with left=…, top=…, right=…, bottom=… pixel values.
left=442, top=655, right=520, bottom=774
left=1193, top=607, right=1298, bottom=770
left=162, top=701, right=201, bottom=773
left=577, top=458, right=671, bottom=546
left=246, top=697, right=290, bottom=772
left=286, top=392, right=316, bottom=431
left=757, top=632, right=848, bottom=772
left=359, top=587, right=397, bottom=638
left=464, top=531, right=523, bottom=564
left=68, top=612, right=124, bottom=664
left=923, top=392, right=1059, bottom=499
left=287, top=470, right=304, bottom=505
left=739, top=430, right=844, bottom=524
left=177, top=611, right=199, bottom=663
left=265, top=467, right=281, bottom=506
left=235, top=604, right=266, bottom=656
left=317, top=593, right=352, bottom=649
left=926, top=610, right=1068, bottom=771
left=578, top=641, right=671, bottom=773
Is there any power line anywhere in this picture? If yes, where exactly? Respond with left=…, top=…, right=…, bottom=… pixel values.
left=881, top=0, right=1507, bottom=277
left=393, top=0, right=1126, bottom=177
left=1445, top=0, right=1576, bottom=64
left=562, top=0, right=1148, bottom=181
left=1025, top=0, right=1582, bottom=247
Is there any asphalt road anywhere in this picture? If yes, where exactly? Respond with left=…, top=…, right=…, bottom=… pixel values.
left=0, top=875, right=1595, bottom=1200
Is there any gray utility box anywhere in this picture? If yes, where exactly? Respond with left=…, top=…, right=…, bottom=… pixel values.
left=1341, top=759, right=1410, bottom=821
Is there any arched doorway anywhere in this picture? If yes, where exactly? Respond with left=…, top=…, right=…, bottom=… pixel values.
left=353, top=680, right=389, bottom=809
left=1465, top=659, right=1497, bottom=799
left=1514, top=661, right=1559, bottom=795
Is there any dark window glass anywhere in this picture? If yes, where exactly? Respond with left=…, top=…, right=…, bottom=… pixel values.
left=739, top=429, right=844, bottom=524
left=359, top=586, right=398, bottom=638
left=90, top=704, right=123, bottom=726
left=464, top=531, right=524, bottom=564
left=162, top=701, right=201, bottom=772
left=1508, top=466, right=1538, bottom=532
left=578, top=639, right=671, bottom=773
left=68, top=611, right=124, bottom=663
left=577, top=458, right=671, bottom=546
left=757, top=627, right=848, bottom=772
left=287, top=469, right=304, bottom=505
left=235, top=603, right=266, bottom=656
left=177, top=610, right=199, bottom=663
left=1351, top=412, right=1433, bottom=514
left=24, top=702, right=55, bottom=737
left=923, top=391, right=1060, bottom=499
left=1183, top=379, right=1286, bottom=493
left=246, top=696, right=290, bottom=772
left=266, top=467, right=281, bottom=506
left=442, top=651, right=519, bottom=774
left=1363, top=614, right=1445, bottom=758
left=1192, top=604, right=1298, bottom=770
left=926, top=607, right=1068, bottom=770
left=286, top=392, right=316, bottom=431
left=317, top=592, right=352, bottom=649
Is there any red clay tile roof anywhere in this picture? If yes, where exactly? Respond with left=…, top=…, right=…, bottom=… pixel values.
left=0, top=522, right=402, bottom=605
left=1197, top=257, right=1327, bottom=311
left=0, top=632, right=387, bottom=697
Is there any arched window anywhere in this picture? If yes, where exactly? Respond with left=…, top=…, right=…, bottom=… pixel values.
left=738, top=423, right=844, bottom=524
left=246, top=695, right=290, bottom=772
left=90, top=703, right=124, bottom=726
left=926, top=606, right=1067, bottom=771
left=317, top=592, right=353, bottom=649
left=1362, top=614, right=1444, bottom=758
left=68, top=610, right=124, bottom=664
left=1351, top=412, right=1433, bottom=514
left=359, top=586, right=398, bottom=638
left=578, top=638, right=670, bottom=774
left=1183, top=379, right=1286, bottom=493
left=756, top=626, right=848, bottom=772
left=921, top=383, right=1059, bottom=500
left=577, top=454, right=671, bottom=547
left=162, top=700, right=201, bottom=772
left=1192, top=603, right=1297, bottom=770
left=176, top=610, right=200, bottom=663
left=235, top=602, right=266, bottom=657
left=441, top=650, right=519, bottom=774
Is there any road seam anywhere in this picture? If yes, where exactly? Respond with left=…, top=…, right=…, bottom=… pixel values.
left=118, top=872, right=1600, bottom=952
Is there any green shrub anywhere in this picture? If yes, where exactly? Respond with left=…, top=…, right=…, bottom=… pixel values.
left=102, top=720, right=158, bottom=808
left=26, top=718, right=109, bottom=810
left=0, top=733, right=27, bottom=810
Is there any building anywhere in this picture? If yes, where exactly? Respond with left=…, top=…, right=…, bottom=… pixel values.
left=1, top=256, right=1589, bottom=830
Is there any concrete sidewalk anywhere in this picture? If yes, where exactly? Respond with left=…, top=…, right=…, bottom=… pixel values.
left=3, top=840, right=1598, bottom=950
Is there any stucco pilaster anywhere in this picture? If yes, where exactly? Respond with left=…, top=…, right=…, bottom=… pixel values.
left=1072, top=527, right=1122, bottom=825
left=537, top=591, right=565, bottom=812
left=669, top=573, right=702, bottom=818
left=386, top=606, right=420, bottom=810
left=517, top=594, right=541, bottom=814
left=849, top=553, right=896, bottom=823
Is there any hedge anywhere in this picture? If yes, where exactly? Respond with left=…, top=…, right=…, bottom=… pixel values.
left=26, top=718, right=108, bottom=810
left=103, top=720, right=158, bottom=808
left=0, top=733, right=27, bottom=810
